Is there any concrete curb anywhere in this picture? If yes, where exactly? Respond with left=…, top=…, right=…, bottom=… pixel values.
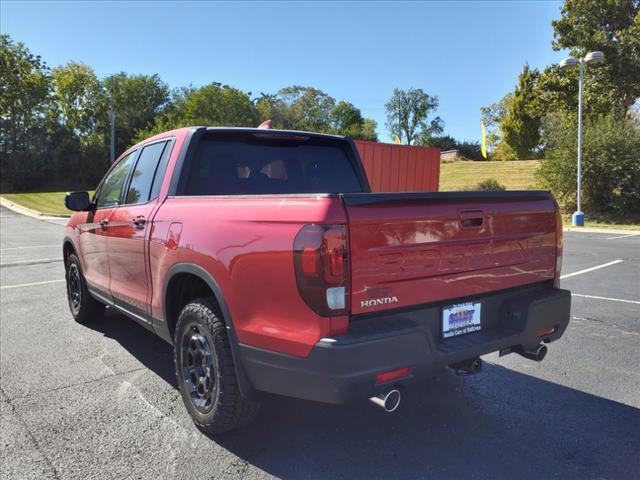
left=563, top=226, right=640, bottom=235
left=0, top=196, right=71, bottom=220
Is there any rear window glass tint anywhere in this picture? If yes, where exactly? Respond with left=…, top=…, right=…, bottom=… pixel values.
left=183, top=136, right=363, bottom=195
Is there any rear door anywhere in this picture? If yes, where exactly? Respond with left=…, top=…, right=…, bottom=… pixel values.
left=107, top=139, right=172, bottom=318
left=78, top=151, right=138, bottom=298
left=343, top=192, right=557, bottom=315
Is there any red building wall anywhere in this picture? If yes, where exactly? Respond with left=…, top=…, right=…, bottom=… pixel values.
left=353, top=140, right=440, bottom=192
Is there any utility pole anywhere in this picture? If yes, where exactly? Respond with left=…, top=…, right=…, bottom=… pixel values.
left=109, top=95, right=115, bottom=164
left=398, top=105, right=402, bottom=145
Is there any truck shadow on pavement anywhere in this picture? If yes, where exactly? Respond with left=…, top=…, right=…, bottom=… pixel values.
left=91, top=310, right=640, bottom=480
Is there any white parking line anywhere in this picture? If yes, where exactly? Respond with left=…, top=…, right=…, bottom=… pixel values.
left=0, top=244, right=59, bottom=251
left=560, top=259, right=623, bottom=279
left=0, top=257, right=61, bottom=267
left=572, top=293, right=640, bottom=305
left=606, top=233, right=640, bottom=240
left=0, top=279, right=65, bottom=290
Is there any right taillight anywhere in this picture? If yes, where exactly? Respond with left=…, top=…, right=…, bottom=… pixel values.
left=554, top=199, right=563, bottom=288
left=293, top=224, right=348, bottom=316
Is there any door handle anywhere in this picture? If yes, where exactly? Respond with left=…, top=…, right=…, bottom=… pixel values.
left=459, top=210, right=484, bottom=229
left=99, top=219, right=109, bottom=228
left=133, top=216, right=146, bottom=228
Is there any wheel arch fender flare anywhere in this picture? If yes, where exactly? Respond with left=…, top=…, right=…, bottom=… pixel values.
left=162, top=263, right=257, bottom=400
left=62, top=236, right=79, bottom=270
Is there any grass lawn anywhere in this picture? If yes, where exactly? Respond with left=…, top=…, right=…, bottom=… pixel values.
left=1, top=191, right=92, bottom=216
left=439, top=160, right=542, bottom=191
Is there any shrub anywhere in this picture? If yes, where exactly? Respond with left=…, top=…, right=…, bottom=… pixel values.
left=537, top=113, right=640, bottom=216
left=475, top=178, right=507, bottom=191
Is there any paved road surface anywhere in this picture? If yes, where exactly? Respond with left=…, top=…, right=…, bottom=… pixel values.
left=1, top=206, right=639, bottom=479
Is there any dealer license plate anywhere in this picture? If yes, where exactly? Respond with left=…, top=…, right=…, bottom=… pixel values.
left=442, top=302, right=482, bottom=339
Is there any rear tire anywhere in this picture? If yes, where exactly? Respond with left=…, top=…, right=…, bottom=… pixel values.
left=174, top=297, right=260, bottom=434
left=65, top=253, right=104, bottom=323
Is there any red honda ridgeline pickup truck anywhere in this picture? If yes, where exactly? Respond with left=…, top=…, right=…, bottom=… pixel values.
left=64, top=127, right=571, bottom=434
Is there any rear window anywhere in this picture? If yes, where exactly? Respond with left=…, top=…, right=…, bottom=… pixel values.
left=182, top=134, right=364, bottom=195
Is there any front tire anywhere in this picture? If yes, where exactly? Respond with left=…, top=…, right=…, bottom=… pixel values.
left=65, top=253, right=105, bottom=323
left=174, top=297, right=260, bottom=435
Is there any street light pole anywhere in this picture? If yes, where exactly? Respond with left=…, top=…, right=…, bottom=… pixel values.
left=558, top=50, right=605, bottom=227
left=575, top=60, right=584, bottom=226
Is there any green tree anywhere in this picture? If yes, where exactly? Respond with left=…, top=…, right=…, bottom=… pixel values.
left=385, top=88, right=443, bottom=145
left=51, top=61, right=103, bottom=138
left=0, top=34, right=51, bottom=155
left=359, top=118, right=379, bottom=141
left=500, top=64, right=542, bottom=159
left=256, top=90, right=377, bottom=139
left=0, top=35, right=54, bottom=190
left=102, top=73, right=170, bottom=157
left=331, top=101, right=363, bottom=131
left=255, top=92, right=288, bottom=127
left=480, top=92, right=513, bottom=156
left=181, top=82, right=257, bottom=127
left=538, top=112, right=640, bottom=216
left=423, top=135, right=457, bottom=151
left=551, top=0, right=640, bottom=116
left=330, top=101, right=378, bottom=141
left=134, top=86, right=196, bottom=141
left=277, top=86, right=335, bottom=132
left=138, top=83, right=258, bottom=141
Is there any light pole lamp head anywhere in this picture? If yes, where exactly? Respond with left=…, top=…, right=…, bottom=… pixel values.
left=559, top=57, right=579, bottom=69
left=584, top=51, right=605, bottom=64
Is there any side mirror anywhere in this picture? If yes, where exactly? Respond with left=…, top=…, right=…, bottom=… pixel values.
left=65, top=191, right=93, bottom=212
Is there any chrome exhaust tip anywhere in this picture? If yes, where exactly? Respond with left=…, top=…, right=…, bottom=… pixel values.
left=369, top=389, right=401, bottom=412
left=515, top=344, right=548, bottom=362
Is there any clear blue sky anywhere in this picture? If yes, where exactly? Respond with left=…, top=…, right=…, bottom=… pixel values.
left=1, top=0, right=567, bottom=142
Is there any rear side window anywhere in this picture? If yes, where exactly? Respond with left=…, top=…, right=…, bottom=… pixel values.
left=182, top=135, right=363, bottom=195
left=125, top=141, right=168, bottom=204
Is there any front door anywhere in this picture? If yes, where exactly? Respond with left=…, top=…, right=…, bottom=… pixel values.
left=79, top=150, right=138, bottom=299
left=107, top=140, right=171, bottom=320
left=77, top=208, right=114, bottom=296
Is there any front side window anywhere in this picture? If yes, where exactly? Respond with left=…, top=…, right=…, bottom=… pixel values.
left=125, top=141, right=168, bottom=205
left=95, top=151, right=137, bottom=208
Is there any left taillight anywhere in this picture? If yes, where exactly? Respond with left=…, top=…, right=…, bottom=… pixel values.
left=293, top=224, right=348, bottom=316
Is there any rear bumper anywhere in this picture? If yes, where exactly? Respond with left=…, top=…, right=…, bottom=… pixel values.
left=239, top=284, right=571, bottom=404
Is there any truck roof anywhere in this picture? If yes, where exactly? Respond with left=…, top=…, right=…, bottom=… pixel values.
left=144, top=126, right=347, bottom=144
left=117, top=126, right=352, bottom=166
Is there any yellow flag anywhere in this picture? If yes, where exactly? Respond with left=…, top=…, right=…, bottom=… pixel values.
left=481, top=122, right=487, bottom=159
left=392, top=134, right=402, bottom=145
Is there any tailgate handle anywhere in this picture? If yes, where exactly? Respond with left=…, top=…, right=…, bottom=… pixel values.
left=459, top=210, right=484, bottom=229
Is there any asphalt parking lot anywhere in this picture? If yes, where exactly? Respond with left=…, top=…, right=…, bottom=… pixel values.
left=1, top=206, right=639, bottom=480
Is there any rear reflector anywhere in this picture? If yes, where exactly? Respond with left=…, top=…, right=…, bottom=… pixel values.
left=375, top=367, right=410, bottom=384
left=326, top=286, right=346, bottom=310
left=537, top=326, right=555, bottom=337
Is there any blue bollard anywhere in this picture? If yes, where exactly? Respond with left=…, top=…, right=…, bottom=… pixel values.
left=572, top=211, right=585, bottom=226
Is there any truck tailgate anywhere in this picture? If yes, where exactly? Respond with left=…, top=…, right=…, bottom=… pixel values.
left=342, top=191, right=558, bottom=315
